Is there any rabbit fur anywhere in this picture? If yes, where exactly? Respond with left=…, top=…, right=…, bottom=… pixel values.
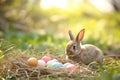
left=66, top=29, right=104, bottom=65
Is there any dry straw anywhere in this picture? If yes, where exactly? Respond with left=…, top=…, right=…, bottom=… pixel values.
left=0, top=50, right=97, bottom=79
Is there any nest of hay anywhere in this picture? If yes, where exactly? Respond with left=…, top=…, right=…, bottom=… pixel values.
left=0, top=51, right=98, bottom=79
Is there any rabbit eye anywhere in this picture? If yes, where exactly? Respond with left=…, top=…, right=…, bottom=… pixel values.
left=73, top=46, right=76, bottom=49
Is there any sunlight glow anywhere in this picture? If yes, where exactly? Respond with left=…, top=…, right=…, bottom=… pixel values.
left=40, top=0, right=68, bottom=9
left=89, top=0, right=114, bottom=13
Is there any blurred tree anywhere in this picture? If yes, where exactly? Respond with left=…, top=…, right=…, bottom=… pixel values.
left=0, top=0, right=43, bottom=32
left=112, top=0, right=120, bottom=11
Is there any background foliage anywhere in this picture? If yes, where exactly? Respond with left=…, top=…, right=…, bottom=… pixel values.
left=0, top=0, right=120, bottom=79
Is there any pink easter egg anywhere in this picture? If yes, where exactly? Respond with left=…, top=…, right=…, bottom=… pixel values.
left=66, top=64, right=76, bottom=72
left=38, top=60, right=46, bottom=67
left=41, top=56, right=51, bottom=63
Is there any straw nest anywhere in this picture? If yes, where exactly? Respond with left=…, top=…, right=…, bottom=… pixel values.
left=0, top=51, right=98, bottom=79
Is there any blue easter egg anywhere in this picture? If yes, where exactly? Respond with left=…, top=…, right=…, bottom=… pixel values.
left=52, top=62, right=63, bottom=68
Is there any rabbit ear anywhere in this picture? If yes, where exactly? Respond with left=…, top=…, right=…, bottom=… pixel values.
left=68, top=30, right=74, bottom=40
left=76, top=29, right=85, bottom=43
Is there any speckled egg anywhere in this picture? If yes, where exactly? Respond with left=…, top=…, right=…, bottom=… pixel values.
left=27, top=57, right=38, bottom=67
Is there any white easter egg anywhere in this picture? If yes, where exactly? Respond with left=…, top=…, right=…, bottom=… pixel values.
left=38, top=60, right=46, bottom=67
left=63, top=62, right=72, bottom=68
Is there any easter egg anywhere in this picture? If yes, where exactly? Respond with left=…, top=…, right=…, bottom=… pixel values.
left=47, top=59, right=58, bottom=67
left=51, top=59, right=58, bottom=62
left=63, top=63, right=72, bottom=68
left=66, top=64, right=76, bottom=72
left=52, top=62, right=63, bottom=68
left=41, top=56, right=51, bottom=63
left=27, top=57, right=38, bottom=67
left=38, top=60, right=46, bottom=67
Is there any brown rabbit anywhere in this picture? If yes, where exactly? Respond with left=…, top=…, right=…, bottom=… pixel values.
left=66, top=29, right=104, bottom=65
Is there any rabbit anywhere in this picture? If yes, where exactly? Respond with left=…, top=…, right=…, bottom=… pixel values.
left=66, top=29, right=120, bottom=65
left=65, top=29, right=104, bottom=65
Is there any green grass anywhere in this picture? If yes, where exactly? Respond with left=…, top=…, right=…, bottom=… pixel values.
left=0, top=30, right=120, bottom=79
left=1, top=31, right=66, bottom=50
